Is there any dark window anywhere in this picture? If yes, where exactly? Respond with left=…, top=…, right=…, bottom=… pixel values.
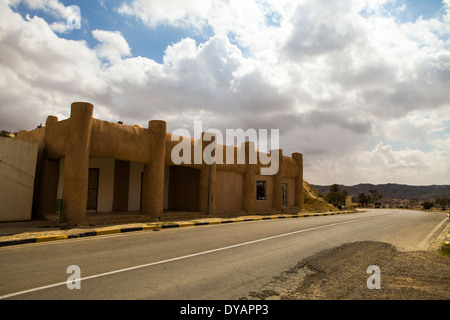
left=257, top=180, right=266, bottom=200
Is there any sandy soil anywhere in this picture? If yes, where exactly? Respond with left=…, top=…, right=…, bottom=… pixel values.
left=242, top=241, right=450, bottom=300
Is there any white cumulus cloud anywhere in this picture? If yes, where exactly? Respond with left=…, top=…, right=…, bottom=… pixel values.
left=1, top=0, right=450, bottom=185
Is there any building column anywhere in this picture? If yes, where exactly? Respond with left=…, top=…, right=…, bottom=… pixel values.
left=272, top=149, right=283, bottom=210
left=199, top=132, right=216, bottom=214
left=62, top=102, right=93, bottom=224
left=198, top=133, right=208, bottom=214
left=141, top=120, right=166, bottom=217
left=243, top=141, right=256, bottom=213
left=209, top=163, right=216, bottom=214
left=292, top=152, right=304, bottom=211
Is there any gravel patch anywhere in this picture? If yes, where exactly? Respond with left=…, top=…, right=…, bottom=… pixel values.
left=241, top=241, right=450, bottom=300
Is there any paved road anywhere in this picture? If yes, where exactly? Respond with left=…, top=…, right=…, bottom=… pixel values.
left=0, top=209, right=447, bottom=300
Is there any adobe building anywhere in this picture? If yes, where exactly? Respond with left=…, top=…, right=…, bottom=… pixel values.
left=15, top=102, right=304, bottom=224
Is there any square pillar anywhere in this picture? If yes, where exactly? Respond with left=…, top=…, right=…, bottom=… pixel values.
left=199, top=132, right=217, bottom=214
left=271, top=149, right=283, bottom=210
left=243, top=141, right=256, bottom=213
left=62, top=102, right=93, bottom=224
left=292, top=152, right=304, bottom=211
left=141, top=120, right=166, bottom=217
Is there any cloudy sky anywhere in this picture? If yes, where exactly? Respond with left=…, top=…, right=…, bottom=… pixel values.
left=1, top=0, right=449, bottom=186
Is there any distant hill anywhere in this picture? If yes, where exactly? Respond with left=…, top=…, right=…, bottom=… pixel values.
left=313, top=183, right=450, bottom=201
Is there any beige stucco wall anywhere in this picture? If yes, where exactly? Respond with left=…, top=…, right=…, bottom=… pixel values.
left=90, top=158, right=115, bottom=212
left=215, top=171, right=243, bottom=212
left=0, top=137, right=38, bottom=221
left=282, top=177, right=296, bottom=207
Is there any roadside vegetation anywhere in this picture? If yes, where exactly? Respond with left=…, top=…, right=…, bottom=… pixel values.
left=321, top=183, right=450, bottom=213
left=419, top=196, right=449, bottom=212
left=439, top=244, right=450, bottom=258
left=356, top=189, right=382, bottom=208
left=325, top=184, right=347, bottom=209
left=323, top=184, right=384, bottom=209
left=1, top=130, right=15, bottom=138
left=434, top=195, right=450, bottom=211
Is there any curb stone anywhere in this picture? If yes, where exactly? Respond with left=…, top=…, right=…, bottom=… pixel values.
left=0, top=211, right=358, bottom=248
left=444, top=232, right=450, bottom=245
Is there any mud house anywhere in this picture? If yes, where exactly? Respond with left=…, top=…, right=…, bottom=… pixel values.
left=15, top=102, right=304, bottom=224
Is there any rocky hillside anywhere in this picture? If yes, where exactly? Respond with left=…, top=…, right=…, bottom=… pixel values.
left=313, top=183, right=450, bottom=201
left=303, top=181, right=336, bottom=212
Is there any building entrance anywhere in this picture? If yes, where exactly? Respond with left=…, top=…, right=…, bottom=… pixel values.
left=87, top=168, right=99, bottom=211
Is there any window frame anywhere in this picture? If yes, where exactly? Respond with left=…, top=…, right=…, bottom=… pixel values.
left=256, top=180, right=266, bottom=200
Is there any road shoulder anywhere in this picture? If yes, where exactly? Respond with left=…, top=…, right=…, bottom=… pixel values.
left=241, top=240, right=450, bottom=300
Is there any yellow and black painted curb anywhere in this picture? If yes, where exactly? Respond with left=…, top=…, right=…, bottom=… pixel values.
left=0, top=211, right=357, bottom=248
left=444, top=231, right=450, bottom=245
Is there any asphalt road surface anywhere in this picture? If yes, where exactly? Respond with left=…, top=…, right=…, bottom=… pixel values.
left=0, top=209, right=447, bottom=300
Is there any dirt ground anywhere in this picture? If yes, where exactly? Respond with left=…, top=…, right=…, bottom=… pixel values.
left=242, top=241, right=450, bottom=300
